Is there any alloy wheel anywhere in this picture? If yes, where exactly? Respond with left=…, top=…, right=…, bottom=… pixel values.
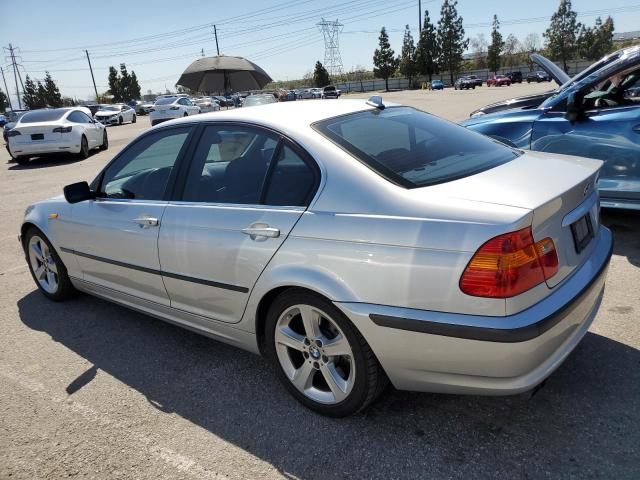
left=28, top=235, right=59, bottom=294
left=274, top=304, right=355, bottom=404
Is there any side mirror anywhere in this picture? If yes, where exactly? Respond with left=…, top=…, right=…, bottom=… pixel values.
left=64, top=181, right=95, bottom=203
left=564, top=92, right=583, bottom=122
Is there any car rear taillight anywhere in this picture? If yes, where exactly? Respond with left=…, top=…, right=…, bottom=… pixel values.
left=53, top=126, right=72, bottom=133
left=460, top=227, right=558, bottom=298
left=6, top=130, right=21, bottom=137
left=170, top=106, right=180, bottom=110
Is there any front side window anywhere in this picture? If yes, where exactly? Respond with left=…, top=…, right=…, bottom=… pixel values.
left=314, top=107, right=520, bottom=188
left=183, top=126, right=278, bottom=204
left=100, top=127, right=191, bottom=200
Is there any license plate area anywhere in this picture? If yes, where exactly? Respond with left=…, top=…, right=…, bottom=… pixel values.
left=31, top=133, right=44, bottom=140
left=571, top=214, right=594, bottom=253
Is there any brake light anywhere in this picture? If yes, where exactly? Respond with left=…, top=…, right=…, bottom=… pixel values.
left=53, top=126, right=72, bottom=133
left=6, top=130, right=21, bottom=137
left=170, top=106, right=180, bottom=110
left=460, top=227, right=558, bottom=298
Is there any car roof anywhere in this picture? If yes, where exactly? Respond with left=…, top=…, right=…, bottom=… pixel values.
left=157, top=99, right=389, bottom=131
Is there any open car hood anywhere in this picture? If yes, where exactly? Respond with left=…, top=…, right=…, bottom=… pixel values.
left=531, top=53, right=570, bottom=86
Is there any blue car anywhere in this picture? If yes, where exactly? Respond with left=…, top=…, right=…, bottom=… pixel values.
left=462, top=46, right=640, bottom=210
left=431, top=80, right=444, bottom=90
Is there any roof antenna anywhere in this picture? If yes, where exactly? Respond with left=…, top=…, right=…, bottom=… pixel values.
left=366, top=95, right=385, bottom=110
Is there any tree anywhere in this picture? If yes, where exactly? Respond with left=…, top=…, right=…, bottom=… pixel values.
left=503, top=34, right=520, bottom=67
left=312, top=61, right=330, bottom=87
left=23, top=76, right=43, bottom=109
left=119, top=64, right=132, bottom=101
left=577, top=16, right=614, bottom=60
left=416, top=10, right=440, bottom=82
left=107, top=66, right=121, bottom=102
left=469, top=33, right=488, bottom=69
left=544, top=0, right=580, bottom=72
left=521, top=33, right=542, bottom=70
left=437, top=0, right=469, bottom=84
left=373, top=27, right=399, bottom=91
left=398, top=25, right=417, bottom=88
left=0, top=87, right=9, bottom=111
left=129, top=70, right=142, bottom=100
left=43, top=72, right=62, bottom=107
left=487, top=15, right=503, bottom=73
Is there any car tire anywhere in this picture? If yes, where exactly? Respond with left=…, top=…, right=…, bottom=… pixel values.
left=132, top=114, right=136, bottom=124
left=118, top=116, right=123, bottom=125
left=100, top=130, right=108, bottom=150
left=77, top=136, right=89, bottom=159
left=16, top=156, right=29, bottom=165
left=24, top=227, right=78, bottom=302
left=265, top=289, right=388, bottom=417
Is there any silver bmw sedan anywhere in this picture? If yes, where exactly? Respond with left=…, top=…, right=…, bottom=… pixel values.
left=20, top=97, right=613, bottom=417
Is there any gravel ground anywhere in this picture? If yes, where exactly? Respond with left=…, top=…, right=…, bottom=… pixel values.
left=1, top=85, right=639, bottom=479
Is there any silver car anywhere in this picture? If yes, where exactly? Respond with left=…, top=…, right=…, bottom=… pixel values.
left=20, top=98, right=613, bottom=416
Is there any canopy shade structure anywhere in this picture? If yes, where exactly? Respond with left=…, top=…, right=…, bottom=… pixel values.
left=176, top=56, right=273, bottom=93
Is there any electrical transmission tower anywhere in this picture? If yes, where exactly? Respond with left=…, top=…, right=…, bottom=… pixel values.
left=317, top=18, right=345, bottom=82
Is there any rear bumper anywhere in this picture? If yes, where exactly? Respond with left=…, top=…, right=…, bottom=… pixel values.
left=336, top=225, right=613, bottom=395
left=9, top=137, right=79, bottom=156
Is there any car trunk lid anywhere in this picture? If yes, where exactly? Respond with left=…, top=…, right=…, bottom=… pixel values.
left=426, top=150, right=603, bottom=288
left=11, top=123, right=63, bottom=144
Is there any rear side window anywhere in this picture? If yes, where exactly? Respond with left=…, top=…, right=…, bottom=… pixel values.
left=314, top=107, right=520, bottom=188
left=182, top=126, right=279, bottom=204
left=263, top=144, right=316, bottom=206
left=20, top=109, right=66, bottom=123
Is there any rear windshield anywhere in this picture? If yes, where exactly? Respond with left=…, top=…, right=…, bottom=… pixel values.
left=314, top=106, right=520, bottom=188
left=19, top=109, right=66, bottom=123
left=155, top=97, right=177, bottom=105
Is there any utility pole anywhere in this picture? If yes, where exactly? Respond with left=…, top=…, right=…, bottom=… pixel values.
left=8, top=44, right=22, bottom=109
left=213, top=25, right=220, bottom=56
left=84, top=50, right=99, bottom=100
left=418, top=0, right=422, bottom=32
left=1, top=67, right=13, bottom=110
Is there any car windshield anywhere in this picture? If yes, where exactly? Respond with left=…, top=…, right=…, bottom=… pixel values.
left=99, top=105, right=119, bottom=111
left=155, top=97, right=177, bottom=105
left=243, top=95, right=274, bottom=107
left=19, top=109, right=66, bottom=123
left=314, top=107, right=520, bottom=188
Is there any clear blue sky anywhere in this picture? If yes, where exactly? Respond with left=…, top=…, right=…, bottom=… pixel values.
left=1, top=0, right=639, bottom=104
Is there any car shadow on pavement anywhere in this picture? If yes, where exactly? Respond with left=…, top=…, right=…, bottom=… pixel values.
left=17, top=287, right=640, bottom=479
left=601, top=208, right=640, bottom=267
left=7, top=153, right=95, bottom=170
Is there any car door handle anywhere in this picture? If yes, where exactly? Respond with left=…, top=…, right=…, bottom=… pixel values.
left=633, top=124, right=640, bottom=133
left=134, top=216, right=159, bottom=227
left=242, top=224, right=280, bottom=238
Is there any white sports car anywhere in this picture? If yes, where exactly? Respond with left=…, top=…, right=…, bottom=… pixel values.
left=149, top=96, right=200, bottom=126
left=94, top=104, right=136, bottom=126
left=7, top=107, right=108, bottom=165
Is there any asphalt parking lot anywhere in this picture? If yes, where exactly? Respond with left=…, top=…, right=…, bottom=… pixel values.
left=1, top=83, right=639, bottom=479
